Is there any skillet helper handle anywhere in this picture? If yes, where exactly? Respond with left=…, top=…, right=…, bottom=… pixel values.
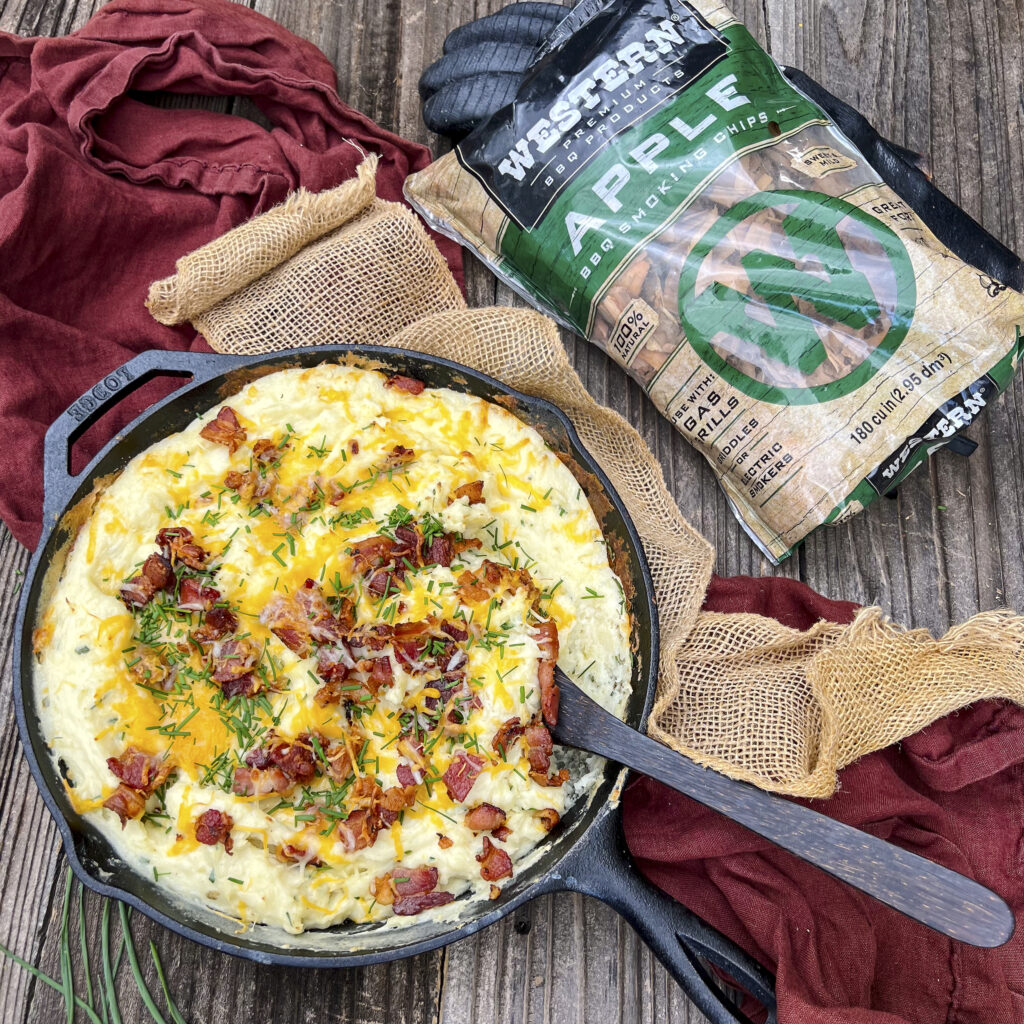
left=560, top=804, right=776, bottom=1024
left=42, top=349, right=246, bottom=522
left=553, top=669, right=1015, bottom=949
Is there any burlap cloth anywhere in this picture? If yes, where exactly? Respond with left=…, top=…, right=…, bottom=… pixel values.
left=147, top=159, right=1024, bottom=799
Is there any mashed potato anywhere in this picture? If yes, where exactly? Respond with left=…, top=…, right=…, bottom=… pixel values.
left=34, top=364, right=632, bottom=933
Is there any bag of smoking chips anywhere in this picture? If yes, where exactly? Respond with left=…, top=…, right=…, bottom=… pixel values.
left=405, top=0, right=1024, bottom=562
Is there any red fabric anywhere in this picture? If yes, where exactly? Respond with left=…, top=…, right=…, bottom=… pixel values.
left=0, top=0, right=462, bottom=550
left=624, top=573, right=1023, bottom=1023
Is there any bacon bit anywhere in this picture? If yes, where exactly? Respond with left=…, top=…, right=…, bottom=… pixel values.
left=523, top=723, right=553, bottom=774
left=350, top=535, right=396, bottom=574
left=531, top=768, right=569, bottom=788
left=437, top=834, right=454, bottom=850
left=395, top=866, right=438, bottom=896
left=209, top=638, right=259, bottom=696
left=537, top=808, right=560, bottom=831
left=193, top=605, right=238, bottom=643
left=442, top=753, right=485, bottom=803
left=476, top=836, right=513, bottom=882
left=272, top=742, right=316, bottom=784
left=492, top=825, right=512, bottom=843
left=393, top=891, right=455, bottom=916
left=386, top=444, right=416, bottom=468
left=142, top=553, right=174, bottom=589
left=231, top=765, right=291, bottom=796
left=194, top=809, right=234, bottom=853
left=368, top=656, right=393, bottom=692
left=103, top=785, right=148, bottom=827
left=463, top=803, right=506, bottom=832
left=396, top=763, right=418, bottom=787
left=279, top=843, right=323, bottom=868
left=262, top=583, right=350, bottom=657
left=127, top=647, right=172, bottom=690
left=349, top=439, right=359, bottom=455
left=252, top=438, right=284, bottom=464
left=492, top=717, right=525, bottom=758
left=456, top=559, right=537, bottom=604
left=440, top=620, right=469, bottom=643
left=199, top=406, right=246, bottom=453
left=337, top=808, right=380, bottom=852
left=119, top=574, right=158, bottom=608
left=220, top=674, right=259, bottom=698
left=156, top=527, right=207, bottom=570
left=107, top=748, right=173, bottom=792
left=385, top=374, right=426, bottom=395
left=452, top=480, right=485, bottom=505
left=532, top=620, right=560, bottom=726
left=489, top=884, right=501, bottom=900
left=296, top=579, right=351, bottom=641
left=370, top=874, right=397, bottom=906
left=453, top=536, right=483, bottom=556
left=381, top=784, right=418, bottom=814
left=425, top=534, right=453, bottom=567
left=177, top=576, right=220, bottom=612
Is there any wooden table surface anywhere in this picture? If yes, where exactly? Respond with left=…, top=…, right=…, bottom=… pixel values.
left=1, top=0, right=1022, bottom=1021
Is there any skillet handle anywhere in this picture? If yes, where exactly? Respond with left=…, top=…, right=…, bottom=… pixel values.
left=558, top=803, right=776, bottom=1024
left=42, top=349, right=247, bottom=523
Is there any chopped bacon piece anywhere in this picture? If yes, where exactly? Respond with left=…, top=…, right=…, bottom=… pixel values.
left=523, top=723, right=553, bottom=774
left=193, top=605, right=237, bottom=643
left=476, top=836, right=513, bottom=882
left=106, top=748, right=172, bottom=792
left=279, top=843, right=323, bottom=868
left=210, top=638, right=260, bottom=696
left=394, top=866, right=438, bottom=896
left=492, top=824, right=512, bottom=842
left=119, top=574, right=158, bottom=608
left=385, top=374, right=426, bottom=395
left=127, top=647, right=172, bottom=690
left=231, top=765, right=291, bottom=797
left=455, top=570, right=489, bottom=604
left=156, top=527, right=207, bottom=570
left=463, top=803, right=506, bottom=832
left=489, top=884, right=501, bottom=900
left=393, top=891, right=455, bottom=916
left=103, top=784, right=147, bottom=827
left=437, top=834, right=454, bottom=850
left=440, top=620, right=469, bottom=643
left=386, top=444, right=416, bottom=468
left=425, top=534, right=453, bottom=567
left=142, top=553, right=174, bottom=590
left=296, top=579, right=350, bottom=642
left=252, top=438, right=286, bottom=465
left=262, top=583, right=350, bottom=658
left=368, top=656, right=393, bottom=692
left=194, top=809, right=234, bottom=853
left=199, top=406, right=246, bottom=453
left=442, top=753, right=485, bottom=803
left=349, top=439, right=359, bottom=455
left=366, top=568, right=402, bottom=597
left=453, top=536, right=483, bottom=556
left=370, top=874, right=397, bottom=906
left=531, top=768, right=569, bottom=788
left=532, top=620, right=560, bottom=726
left=492, top=717, right=525, bottom=758
left=177, top=575, right=220, bottom=611
left=452, top=480, right=485, bottom=505
left=537, top=809, right=560, bottom=831
left=350, top=535, right=396, bottom=574
left=220, top=674, right=258, bottom=698
left=272, top=742, right=317, bottom=784
left=396, top=763, right=419, bottom=788
left=337, top=808, right=380, bottom=852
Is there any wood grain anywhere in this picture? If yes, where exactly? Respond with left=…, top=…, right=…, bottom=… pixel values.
left=1, top=0, right=1023, bottom=1021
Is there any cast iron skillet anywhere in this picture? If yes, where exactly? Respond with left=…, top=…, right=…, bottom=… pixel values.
left=13, top=346, right=776, bottom=1024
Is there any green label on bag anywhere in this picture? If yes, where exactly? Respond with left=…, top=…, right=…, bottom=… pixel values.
left=677, top=190, right=917, bottom=404
left=494, top=22, right=828, bottom=333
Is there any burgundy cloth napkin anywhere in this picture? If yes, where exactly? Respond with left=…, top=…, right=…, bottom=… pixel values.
left=623, top=574, right=1023, bottom=1023
left=0, top=0, right=461, bottom=549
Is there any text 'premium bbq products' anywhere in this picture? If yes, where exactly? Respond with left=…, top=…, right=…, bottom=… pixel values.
left=406, top=0, right=1024, bottom=561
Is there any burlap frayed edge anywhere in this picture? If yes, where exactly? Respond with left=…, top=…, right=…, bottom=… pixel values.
left=146, top=153, right=378, bottom=325
left=649, top=605, right=1024, bottom=797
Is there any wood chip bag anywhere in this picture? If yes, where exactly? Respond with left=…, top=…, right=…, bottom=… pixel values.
left=405, top=0, right=1024, bottom=562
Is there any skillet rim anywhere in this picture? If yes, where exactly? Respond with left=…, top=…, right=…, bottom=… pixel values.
left=13, top=343, right=660, bottom=966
